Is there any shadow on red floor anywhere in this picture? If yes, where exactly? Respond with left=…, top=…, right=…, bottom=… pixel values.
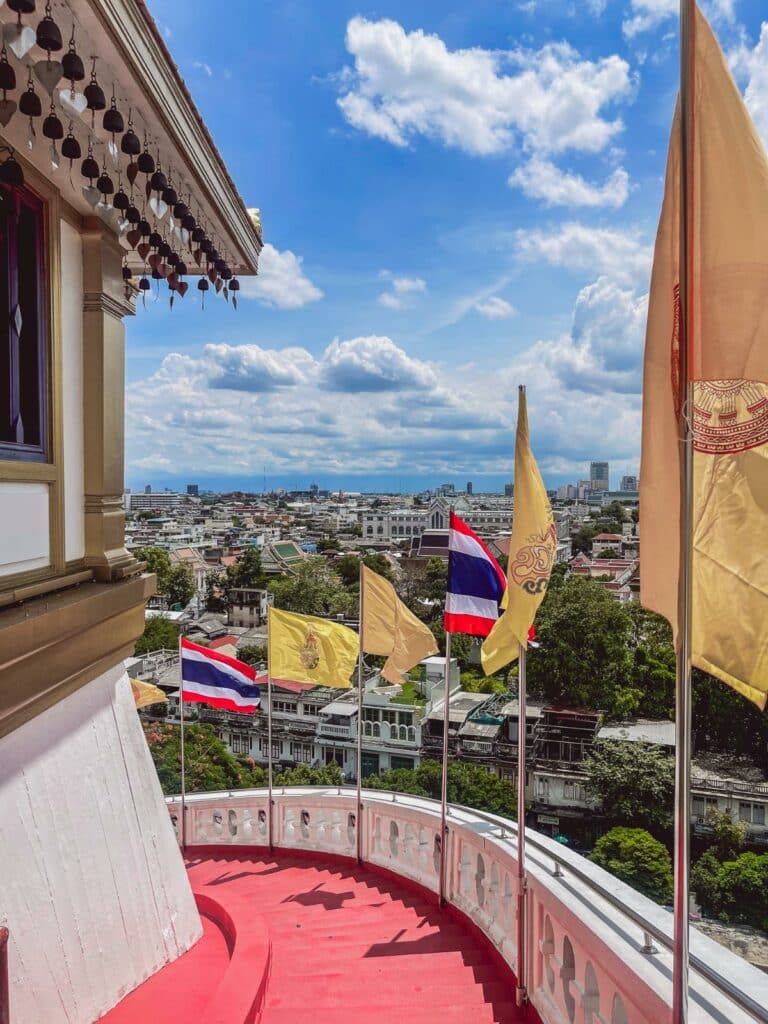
left=102, top=850, right=529, bottom=1024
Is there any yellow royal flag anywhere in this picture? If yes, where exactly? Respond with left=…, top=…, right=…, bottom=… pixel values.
left=640, top=7, right=768, bottom=708
left=268, top=607, right=358, bottom=688
left=130, top=678, right=167, bottom=710
left=482, top=387, right=556, bottom=675
left=361, top=564, right=438, bottom=684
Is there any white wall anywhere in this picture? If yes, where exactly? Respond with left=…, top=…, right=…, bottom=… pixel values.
left=60, top=219, right=85, bottom=563
left=0, top=482, right=49, bottom=576
left=0, top=664, right=201, bottom=1024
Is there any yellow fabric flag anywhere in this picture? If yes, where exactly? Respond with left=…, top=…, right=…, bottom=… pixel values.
left=130, top=678, right=167, bottom=710
left=640, top=7, right=768, bottom=708
left=360, top=564, right=438, bottom=684
left=267, top=607, right=358, bottom=688
left=481, top=387, right=556, bottom=675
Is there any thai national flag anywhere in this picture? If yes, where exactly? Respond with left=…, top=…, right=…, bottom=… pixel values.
left=180, top=637, right=263, bottom=713
left=445, top=512, right=507, bottom=637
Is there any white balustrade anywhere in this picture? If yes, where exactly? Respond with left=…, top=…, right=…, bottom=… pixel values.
left=167, top=787, right=767, bottom=1024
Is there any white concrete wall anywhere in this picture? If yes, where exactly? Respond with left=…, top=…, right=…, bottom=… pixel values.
left=0, top=482, right=49, bottom=576
left=60, top=219, right=85, bottom=563
left=0, top=664, right=201, bottom=1024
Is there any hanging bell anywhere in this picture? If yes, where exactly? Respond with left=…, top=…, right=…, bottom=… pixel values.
left=36, top=6, right=63, bottom=53
left=191, top=225, right=205, bottom=244
left=20, top=78, right=42, bottom=119
left=151, top=267, right=162, bottom=281
left=113, top=188, right=129, bottom=212
left=230, top=277, right=240, bottom=292
left=97, top=169, right=114, bottom=196
left=158, top=240, right=171, bottom=258
left=174, top=201, right=189, bottom=221
left=61, top=131, right=80, bottom=162
left=137, top=149, right=154, bottom=174
left=103, top=100, right=124, bottom=136
left=62, top=44, right=85, bottom=83
left=148, top=230, right=162, bottom=248
left=0, top=152, right=24, bottom=187
left=8, top=0, right=36, bottom=14
left=85, top=61, right=106, bottom=112
left=167, top=251, right=179, bottom=267
left=198, top=278, right=209, bottom=292
left=149, top=168, right=167, bottom=193
left=81, top=153, right=99, bottom=180
left=138, top=218, right=151, bottom=237
left=42, top=107, right=63, bottom=140
left=122, top=264, right=132, bottom=281
left=176, top=261, right=188, bottom=277
left=138, top=276, right=150, bottom=291
left=0, top=49, right=16, bottom=93
left=161, top=184, right=177, bottom=206
left=181, top=212, right=196, bottom=232
left=122, top=127, right=140, bottom=156
left=125, top=203, right=140, bottom=224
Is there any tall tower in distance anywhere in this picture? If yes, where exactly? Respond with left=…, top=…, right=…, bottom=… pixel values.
left=590, top=461, right=609, bottom=491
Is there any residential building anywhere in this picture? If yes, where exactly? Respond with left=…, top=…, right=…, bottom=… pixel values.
left=620, top=475, right=639, bottom=492
left=186, top=484, right=199, bottom=496
left=227, top=587, right=271, bottom=628
left=129, top=491, right=185, bottom=512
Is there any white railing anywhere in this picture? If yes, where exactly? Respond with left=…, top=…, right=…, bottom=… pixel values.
left=316, top=723, right=354, bottom=738
left=166, top=787, right=768, bottom=1024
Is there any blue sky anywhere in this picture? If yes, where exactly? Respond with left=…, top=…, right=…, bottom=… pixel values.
left=126, top=0, right=768, bottom=493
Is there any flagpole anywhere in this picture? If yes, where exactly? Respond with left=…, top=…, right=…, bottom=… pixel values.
left=439, top=631, right=451, bottom=906
left=267, top=607, right=274, bottom=853
left=178, top=634, right=186, bottom=850
left=674, top=2, right=695, bottom=1021
left=515, top=643, right=527, bottom=1006
left=356, top=560, right=364, bottom=864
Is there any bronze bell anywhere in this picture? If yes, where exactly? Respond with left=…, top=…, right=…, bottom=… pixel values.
left=113, top=189, right=129, bottom=212
left=138, top=276, right=150, bottom=292
left=177, top=261, right=188, bottom=277
left=138, top=218, right=151, bottom=237
left=148, top=231, right=162, bottom=248
left=103, top=104, right=124, bottom=135
left=97, top=172, right=114, bottom=196
left=126, top=204, right=141, bottom=224
left=150, top=169, right=167, bottom=192
left=230, top=278, right=240, bottom=293
left=36, top=16, right=63, bottom=53
left=200, top=238, right=213, bottom=254
left=162, top=184, right=178, bottom=206
left=81, top=155, right=99, bottom=180
left=182, top=213, right=196, bottom=232
left=61, top=133, right=81, bottom=161
left=197, top=278, right=209, bottom=291
left=121, top=128, right=140, bottom=156
left=167, top=251, right=180, bottom=267
left=174, top=201, right=189, bottom=221
left=122, top=265, right=132, bottom=281
left=20, top=87, right=42, bottom=119
left=0, top=56, right=16, bottom=94
left=42, top=112, right=63, bottom=140
left=158, top=240, right=171, bottom=258
left=62, top=49, right=85, bottom=83
left=8, top=0, right=36, bottom=14
left=85, top=79, right=106, bottom=112
left=191, top=225, right=205, bottom=243
left=137, top=150, right=155, bottom=174
left=0, top=154, right=24, bottom=187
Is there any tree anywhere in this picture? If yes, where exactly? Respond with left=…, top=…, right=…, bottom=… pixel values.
left=135, top=546, right=172, bottom=593
left=237, top=643, right=267, bottom=667
left=584, top=740, right=674, bottom=831
left=572, top=524, right=598, bottom=555
left=268, top=557, right=354, bottom=617
left=366, top=759, right=517, bottom=819
left=603, top=501, right=628, bottom=524
left=166, top=564, right=194, bottom=608
left=691, top=850, right=768, bottom=929
left=590, top=827, right=673, bottom=904
left=227, top=546, right=265, bottom=590
left=702, top=809, right=747, bottom=861
left=205, top=570, right=227, bottom=613
left=598, top=547, right=620, bottom=559
left=527, top=576, right=636, bottom=717
left=316, top=537, right=339, bottom=552
left=422, top=558, right=448, bottom=602
left=135, top=616, right=179, bottom=655
left=626, top=605, right=676, bottom=719
left=693, top=670, right=768, bottom=773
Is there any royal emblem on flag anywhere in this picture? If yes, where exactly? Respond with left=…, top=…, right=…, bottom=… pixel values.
left=299, top=629, right=321, bottom=670
left=509, top=523, right=557, bottom=595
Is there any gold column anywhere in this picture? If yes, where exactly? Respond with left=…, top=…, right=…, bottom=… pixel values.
left=81, top=219, right=140, bottom=582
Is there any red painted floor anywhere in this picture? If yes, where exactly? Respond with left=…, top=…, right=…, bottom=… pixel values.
left=104, top=851, right=526, bottom=1024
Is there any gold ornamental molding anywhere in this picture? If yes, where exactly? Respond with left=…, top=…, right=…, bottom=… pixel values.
left=83, top=290, right=136, bottom=320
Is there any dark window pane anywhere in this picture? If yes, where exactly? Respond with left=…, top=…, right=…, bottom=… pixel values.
left=17, top=201, right=42, bottom=447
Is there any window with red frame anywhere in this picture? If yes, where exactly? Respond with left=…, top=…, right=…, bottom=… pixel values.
left=0, top=184, right=47, bottom=462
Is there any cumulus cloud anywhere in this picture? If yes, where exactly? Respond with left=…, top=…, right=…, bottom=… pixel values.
left=475, top=296, right=516, bottom=319
left=377, top=271, right=427, bottom=310
left=623, top=0, right=734, bottom=38
left=337, top=17, right=632, bottom=157
left=509, top=157, right=629, bottom=208
left=321, top=336, right=437, bottom=391
left=515, top=222, right=652, bottom=286
left=204, top=343, right=315, bottom=392
left=237, top=242, right=323, bottom=309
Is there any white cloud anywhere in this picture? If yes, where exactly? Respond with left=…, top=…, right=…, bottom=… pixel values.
left=475, top=296, right=516, bottom=319
left=193, top=60, right=213, bottom=77
left=377, top=271, right=427, bottom=309
left=730, top=23, right=768, bottom=149
left=204, top=343, right=315, bottom=392
left=238, top=242, right=323, bottom=309
left=623, top=0, right=734, bottom=38
left=515, top=222, right=652, bottom=285
left=337, top=16, right=632, bottom=157
left=509, top=156, right=629, bottom=208
left=322, top=336, right=437, bottom=392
